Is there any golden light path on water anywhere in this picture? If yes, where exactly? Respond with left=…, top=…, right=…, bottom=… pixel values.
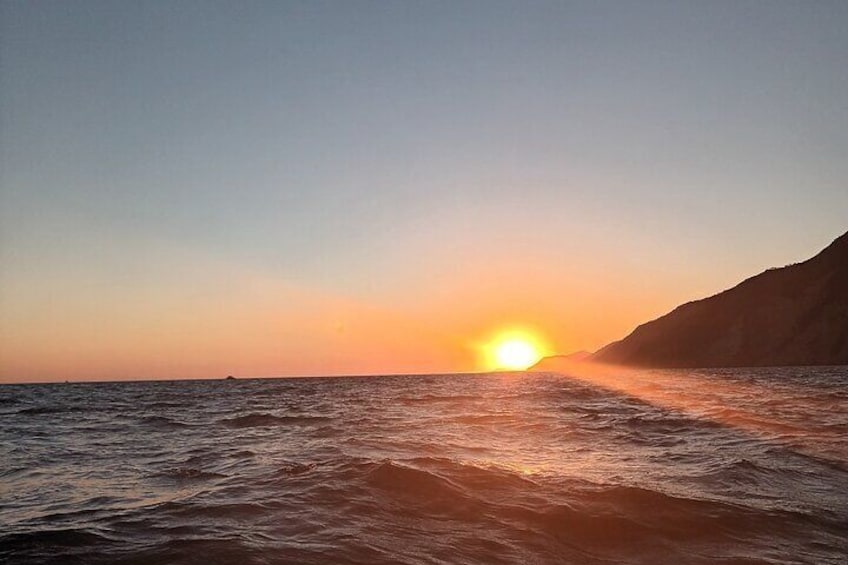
left=529, top=361, right=846, bottom=465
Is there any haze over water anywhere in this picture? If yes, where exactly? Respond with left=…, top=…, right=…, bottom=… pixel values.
left=3, top=367, right=846, bottom=564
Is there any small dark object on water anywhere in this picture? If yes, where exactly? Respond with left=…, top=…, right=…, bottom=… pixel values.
left=226, top=375, right=236, bottom=380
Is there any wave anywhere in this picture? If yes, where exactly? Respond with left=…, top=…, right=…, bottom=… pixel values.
left=139, top=415, right=195, bottom=429
left=316, top=456, right=825, bottom=563
left=17, top=405, right=83, bottom=415
left=146, top=400, right=191, bottom=410
left=1, top=532, right=264, bottom=565
left=112, top=537, right=264, bottom=565
left=220, top=413, right=331, bottom=429
left=0, top=529, right=114, bottom=563
left=152, top=467, right=227, bottom=481
left=399, top=394, right=482, bottom=404
left=4, top=369, right=847, bottom=564
left=274, top=461, right=316, bottom=476
left=366, top=459, right=466, bottom=496
left=227, top=449, right=256, bottom=459
left=444, top=414, right=516, bottom=426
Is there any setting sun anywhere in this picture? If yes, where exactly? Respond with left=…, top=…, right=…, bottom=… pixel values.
left=494, top=340, right=540, bottom=370
left=482, top=329, right=549, bottom=371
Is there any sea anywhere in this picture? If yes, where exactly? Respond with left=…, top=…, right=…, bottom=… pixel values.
left=1, top=367, right=846, bottom=564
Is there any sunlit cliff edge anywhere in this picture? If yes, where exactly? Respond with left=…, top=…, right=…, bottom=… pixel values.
left=535, top=230, right=848, bottom=370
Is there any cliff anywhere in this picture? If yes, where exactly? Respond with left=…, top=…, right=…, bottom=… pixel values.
left=590, top=231, right=848, bottom=368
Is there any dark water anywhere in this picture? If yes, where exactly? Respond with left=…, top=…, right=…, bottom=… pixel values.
left=2, top=367, right=847, bottom=564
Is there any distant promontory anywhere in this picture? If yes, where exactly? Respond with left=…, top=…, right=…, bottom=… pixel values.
left=531, top=351, right=592, bottom=372
left=539, top=230, right=848, bottom=369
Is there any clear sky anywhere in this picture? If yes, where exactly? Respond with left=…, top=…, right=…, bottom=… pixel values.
left=2, top=1, right=847, bottom=381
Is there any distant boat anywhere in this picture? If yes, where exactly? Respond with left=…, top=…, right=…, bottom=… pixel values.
left=225, top=375, right=236, bottom=380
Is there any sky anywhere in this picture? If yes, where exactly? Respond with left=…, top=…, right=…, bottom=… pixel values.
left=2, top=1, right=847, bottom=382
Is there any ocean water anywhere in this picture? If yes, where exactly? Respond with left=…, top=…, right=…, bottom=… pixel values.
left=1, top=367, right=847, bottom=564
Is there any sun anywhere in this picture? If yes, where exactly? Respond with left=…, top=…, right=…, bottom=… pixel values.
left=494, top=339, right=540, bottom=370
left=483, top=329, right=548, bottom=371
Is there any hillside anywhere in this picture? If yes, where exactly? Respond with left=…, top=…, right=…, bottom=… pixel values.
left=590, top=231, right=848, bottom=368
left=531, top=351, right=592, bottom=372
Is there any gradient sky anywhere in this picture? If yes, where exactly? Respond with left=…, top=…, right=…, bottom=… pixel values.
left=2, top=1, right=847, bottom=381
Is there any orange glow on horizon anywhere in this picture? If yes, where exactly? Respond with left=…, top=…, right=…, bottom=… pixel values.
left=0, top=238, right=681, bottom=382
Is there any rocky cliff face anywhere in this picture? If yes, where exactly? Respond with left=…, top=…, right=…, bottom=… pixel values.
left=592, top=231, right=848, bottom=368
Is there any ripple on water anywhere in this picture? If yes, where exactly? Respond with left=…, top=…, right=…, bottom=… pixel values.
left=1, top=369, right=847, bottom=564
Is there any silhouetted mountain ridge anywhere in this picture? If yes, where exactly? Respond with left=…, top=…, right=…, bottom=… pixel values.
left=591, top=231, right=848, bottom=368
left=532, top=351, right=592, bottom=371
